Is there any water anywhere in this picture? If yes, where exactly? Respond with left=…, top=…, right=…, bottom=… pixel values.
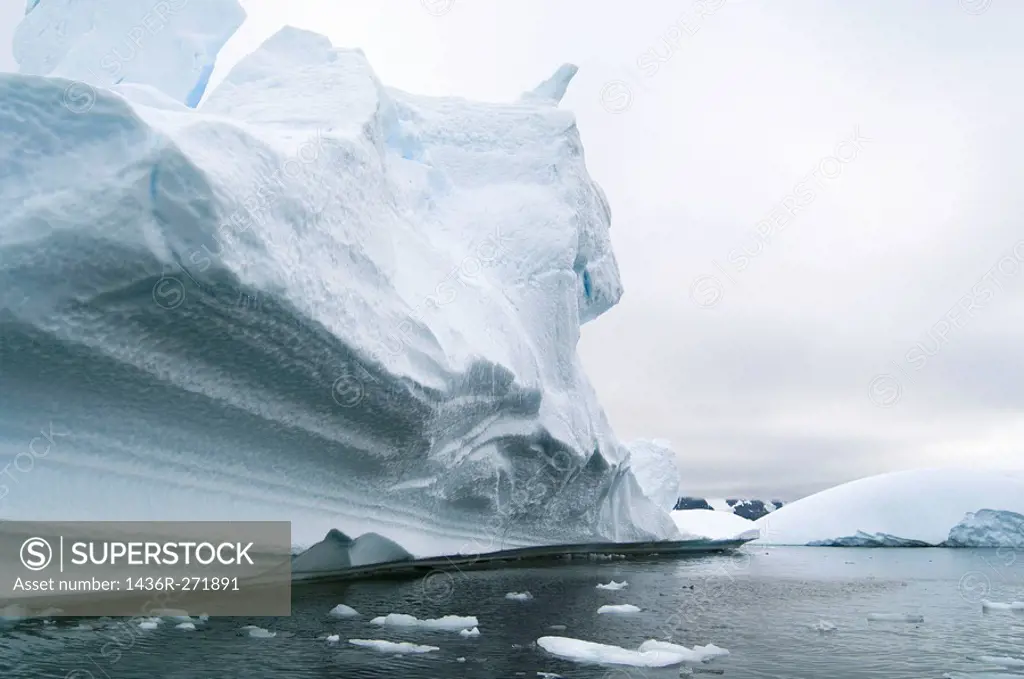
left=2, top=547, right=1023, bottom=678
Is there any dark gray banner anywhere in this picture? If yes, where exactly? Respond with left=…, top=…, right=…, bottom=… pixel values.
left=0, top=521, right=291, bottom=616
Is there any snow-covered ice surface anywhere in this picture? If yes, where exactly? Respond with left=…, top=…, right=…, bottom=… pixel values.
left=0, top=8, right=683, bottom=558
left=348, top=639, right=439, bottom=654
left=671, top=509, right=760, bottom=541
left=369, top=614, right=478, bottom=631
left=597, top=604, right=640, bottom=615
left=505, top=591, right=533, bottom=601
left=754, top=469, right=1024, bottom=547
left=458, top=626, right=481, bottom=637
left=536, top=636, right=728, bottom=668
left=12, top=0, right=245, bottom=107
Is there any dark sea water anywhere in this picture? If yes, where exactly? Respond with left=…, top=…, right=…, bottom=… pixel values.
left=2, top=547, right=1023, bottom=679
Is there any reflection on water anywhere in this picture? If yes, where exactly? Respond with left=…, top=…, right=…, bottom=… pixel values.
left=1, top=547, right=1022, bottom=678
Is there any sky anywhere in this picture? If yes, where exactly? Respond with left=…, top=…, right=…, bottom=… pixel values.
left=4, top=0, right=1024, bottom=501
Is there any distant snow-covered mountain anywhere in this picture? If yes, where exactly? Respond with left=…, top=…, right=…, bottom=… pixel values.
left=673, top=496, right=785, bottom=521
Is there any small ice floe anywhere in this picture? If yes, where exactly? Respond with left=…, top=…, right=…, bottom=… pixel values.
left=536, top=636, right=728, bottom=668
left=328, top=604, right=360, bottom=618
left=239, top=625, right=261, bottom=630
left=596, top=580, right=628, bottom=591
left=597, top=604, right=641, bottom=615
left=138, top=619, right=160, bottom=630
left=456, top=657, right=466, bottom=663
left=459, top=627, right=481, bottom=638
left=967, top=655, right=1024, bottom=668
left=548, top=624, right=567, bottom=632
left=326, top=634, right=340, bottom=644
left=348, top=639, right=439, bottom=654
left=198, top=614, right=210, bottom=622
left=537, top=673, right=562, bottom=679
left=248, top=627, right=276, bottom=638
left=370, top=613, right=478, bottom=631
left=980, top=600, right=1024, bottom=612
left=866, top=613, right=923, bottom=623
left=505, top=592, right=533, bottom=601
left=814, top=620, right=837, bottom=633
left=175, top=622, right=196, bottom=631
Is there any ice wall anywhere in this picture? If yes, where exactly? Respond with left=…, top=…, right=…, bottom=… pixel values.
left=0, top=14, right=677, bottom=556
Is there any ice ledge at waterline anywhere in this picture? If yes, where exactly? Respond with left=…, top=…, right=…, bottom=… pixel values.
left=0, top=25, right=683, bottom=557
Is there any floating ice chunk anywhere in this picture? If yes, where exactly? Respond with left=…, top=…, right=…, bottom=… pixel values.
left=348, top=639, right=439, bottom=654
left=370, top=613, right=479, bottom=631
left=596, top=581, right=628, bottom=591
left=248, top=628, right=276, bottom=638
left=814, top=620, right=837, bottom=632
left=968, top=656, right=1024, bottom=668
left=175, top=622, right=196, bottom=631
left=456, top=657, right=466, bottom=663
left=598, top=604, right=641, bottom=615
left=328, top=604, right=360, bottom=618
left=326, top=634, right=340, bottom=643
left=138, top=620, right=159, bottom=630
left=548, top=624, right=567, bottom=631
left=537, top=636, right=692, bottom=668
left=505, top=592, right=534, bottom=601
left=866, top=613, right=923, bottom=623
left=637, top=640, right=730, bottom=663
left=537, top=673, right=563, bottom=679
left=980, top=600, right=1024, bottom=611
left=459, top=627, right=481, bottom=637
left=199, top=614, right=210, bottom=622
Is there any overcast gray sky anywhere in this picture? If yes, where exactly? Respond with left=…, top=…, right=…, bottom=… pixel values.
left=5, top=0, right=1024, bottom=501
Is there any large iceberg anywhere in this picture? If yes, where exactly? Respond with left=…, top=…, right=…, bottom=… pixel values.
left=0, top=11, right=681, bottom=557
left=754, top=469, right=1024, bottom=547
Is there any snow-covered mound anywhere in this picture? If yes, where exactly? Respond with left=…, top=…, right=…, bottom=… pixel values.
left=671, top=509, right=760, bottom=541
left=754, top=469, right=1024, bottom=547
left=945, top=509, right=1024, bottom=548
left=13, top=0, right=245, bottom=107
left=624, top=439, right=680, bottom=511
left=0, top=11, right=681, bottom=558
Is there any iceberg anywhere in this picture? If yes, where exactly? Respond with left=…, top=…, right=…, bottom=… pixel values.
left=944, top=509, right=1024, bottom=548
left=754, top=469, right=1024, bottom=547
left=0, top=7, right=683, bottom=558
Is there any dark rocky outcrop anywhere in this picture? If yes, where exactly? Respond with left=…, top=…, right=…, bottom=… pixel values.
left=674, top=496, right=712, bottom=511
